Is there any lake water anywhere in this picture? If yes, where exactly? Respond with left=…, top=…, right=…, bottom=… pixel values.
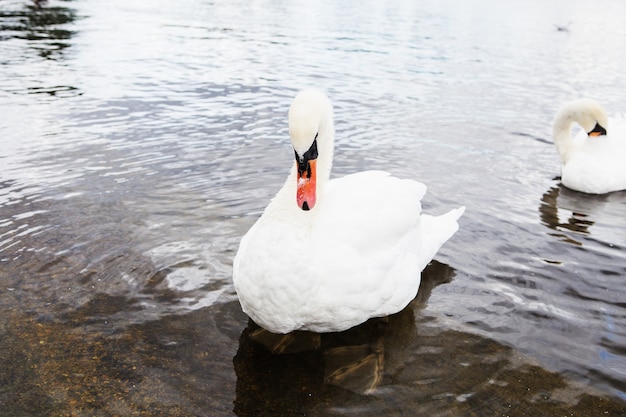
left=1, top=0, right=626, bottom=415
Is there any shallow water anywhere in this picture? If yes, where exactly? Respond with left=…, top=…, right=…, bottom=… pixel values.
left=1, top=0, right=626, bottom=415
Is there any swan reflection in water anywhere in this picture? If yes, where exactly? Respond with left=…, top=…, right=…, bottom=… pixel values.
left=233, top=261, right=455, bottom=410
left=539, top=183, right=595, bottom=244
left=539, top=181, right=626, bottom=246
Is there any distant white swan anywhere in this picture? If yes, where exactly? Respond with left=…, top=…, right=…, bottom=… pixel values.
left=233, top=90, right=464, bottom=334
left=553, top=98, right=626, bottom=194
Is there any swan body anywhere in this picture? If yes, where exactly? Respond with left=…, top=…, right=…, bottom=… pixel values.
left=553, top=99, right=626, bottom=194
left=233, top=90, right=464, bottom=334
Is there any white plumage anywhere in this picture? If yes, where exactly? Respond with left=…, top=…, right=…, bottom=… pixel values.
left=553, top=98, right=626, bottom=194
left=233, top=90, right=464, bottom=333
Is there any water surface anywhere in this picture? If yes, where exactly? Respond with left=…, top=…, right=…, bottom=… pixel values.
left=1, top=0, right=626, bottom=415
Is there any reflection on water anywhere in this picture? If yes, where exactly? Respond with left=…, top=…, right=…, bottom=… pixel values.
left=540, top=183, right=595, bottom=245
left=0, top=0, right=80, bottom=100
left=235, top=325, right=626, bottom=417
left=0, top=0, right=75, bottom=59
left=540, top=181, right=626, bottom=246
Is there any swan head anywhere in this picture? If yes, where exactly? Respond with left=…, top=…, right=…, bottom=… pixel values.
left=288, top=90, right=333, bottom=211
left=554, top=98, right=609, bottom=138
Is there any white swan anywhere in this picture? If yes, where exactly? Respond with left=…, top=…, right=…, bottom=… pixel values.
left=553, top=98, right=626, bottom=194
left=233, top=90, right=464, bottom=334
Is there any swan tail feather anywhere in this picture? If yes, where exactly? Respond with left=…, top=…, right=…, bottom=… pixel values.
left=417, top=206, right=465, bottom=270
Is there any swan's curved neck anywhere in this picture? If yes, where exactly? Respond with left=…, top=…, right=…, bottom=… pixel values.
left=553, top=117, right=579, bottom=163
left=552, top=99, right=608, bottom=164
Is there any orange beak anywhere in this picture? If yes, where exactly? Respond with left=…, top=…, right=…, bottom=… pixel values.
left=296, top=159, right=317, bottom=211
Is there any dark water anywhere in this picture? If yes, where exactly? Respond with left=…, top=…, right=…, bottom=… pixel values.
left=1, top=0, right=626, bottom=415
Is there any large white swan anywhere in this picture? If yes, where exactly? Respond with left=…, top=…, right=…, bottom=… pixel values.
left=233, top=90, right=464, bottom=334
left=553, top=98, right=626, bottom=194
